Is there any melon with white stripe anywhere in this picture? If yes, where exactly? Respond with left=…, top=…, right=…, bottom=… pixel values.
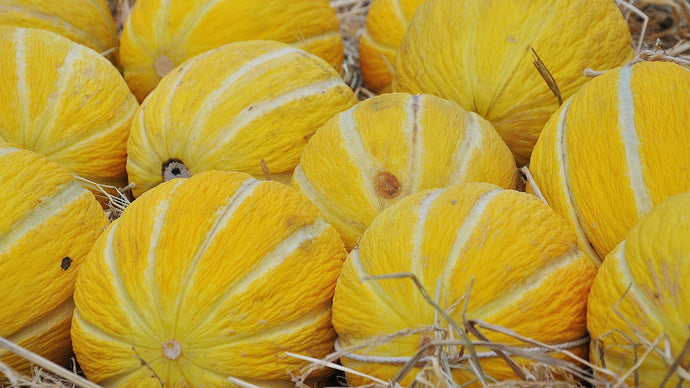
left=587, top=192, right=690, bottom=387
left=587, top=191, right=690, bottom=386
left=0, top=0, right=117, bottom=60
left=0, top=143, right=108, bottom=373
left=120, top=0, right=344, bottom=101
left=529, top=61, right=690, bottom=266
left=72, top=170, right=347, bottom=386
left=358, top=0, right=425, bottom=93
left=126, top=40, right=358, bottom=198
left=293, top=92, right=518, bottom=250
left=0, top=26, right=138, bottom=190
left=392, top=0, right=635, bottom=166
left=332, top=182, right=597, bottom=385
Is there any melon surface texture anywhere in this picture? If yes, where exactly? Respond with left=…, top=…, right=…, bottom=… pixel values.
left=126, top=40, right=357, bottom=198
left=588, top=191, right=690, bottom=386
left=293, top=92, right=518, bottom=250
left=0, top=0, right=117, bottom=59
left=0, top=26, right=138, bottom=189
left=0, top=143, right=108, bottom=373
left=72, top=170, right=347, bottom=386
left=392, top=0, right=635, bottom=165
left=332, top=182, right=597, bottom=385
left=530, top=61, right=690, bottom=265
left=120, top=0, right=344, bottom=101
left=358, top=0, right=425, bottom=93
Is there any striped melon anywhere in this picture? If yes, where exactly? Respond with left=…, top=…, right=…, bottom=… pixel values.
left=126, top=40, right=358, bottom=198
left=0, top=0, right=118, bottom=60
left=0, top=26, right=138, bottom=190
left=358, top=0, right=425, bottom=93
left=529, top=61, right=690, bottom=266
left=120, top=0, right=344, bottom=101
left=0, top=143, right=108, bottom=373
left=293, top=92, right=518, bottom=250
left=72, top=170, right=347, bottom=386
left=392, top=0, right=635, bottom=165
left=332, top=182, right=597, bottom=385
left=587, top=190, right=690, bottom=386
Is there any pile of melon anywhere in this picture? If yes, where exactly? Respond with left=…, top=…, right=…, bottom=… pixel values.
left=1, top=0, right=689, bottom=387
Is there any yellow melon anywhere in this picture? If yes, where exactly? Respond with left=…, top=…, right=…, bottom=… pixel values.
left=0, top=143, right=108, bottom=374
left=358, top=0, right=425, bottom=93
left=292, top=92, right=518, bottom=250
left=0, top=26, right=138, bottom=190
left=332, top=182, right=597, bottom=385
left=120, top=0, right=344, bottom=101
left=529, top=61, right=690, bottom=266
left=392, top=0, right=635, bottom=165
left=72, top=170, right=347, bottom=386
left=587, top=191, right=690, bottom=386
left=126, top=40, right=358, bottom=198
left=0, top=0, right=117, bottom=59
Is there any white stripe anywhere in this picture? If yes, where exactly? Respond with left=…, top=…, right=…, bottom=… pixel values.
left=393, top=0, right=411, bottom=25
left=410, top=189, right=444, bottom=282
left=471, top=245, right=586, bottom=319
left=337, top=108, right=380, bottom=208
left=448, top=112, right=484, bottom=184
left=102, top=225, right=159, bottom=341
left=610, top=242, right=665, bottom=328
left=617, top=65, right=653, bottom=217
left=210, top=77, right=349, bottom=149
left=184, top=216, right=332, bottom=338
left=406, top=95, right=422, bottom=193
left=291, top=165, right=359, bottom=237
left=191, top=46, right=303, bottom=132
left=349, top=239, right=410, bottom=322
left=14, top=29, right=29, bottom=146
left=0, top=181, right=88, bottom=256
left=32, top=44, right=83, bottom=150
left=441, top=188, right=503, bottom=289
left=555, top=100, right=600, bottom=264
left=146, top=179, right=186, bottom=324
left=0, top=144, right=21, bottom=158
left=172, top=177, right=262, bottom=325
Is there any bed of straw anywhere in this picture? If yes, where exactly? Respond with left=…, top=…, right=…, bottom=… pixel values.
left=2, top=0, right=689, bottom=387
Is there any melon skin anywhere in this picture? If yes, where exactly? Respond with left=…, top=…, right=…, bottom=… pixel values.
left=293, top=92, right=518, bottom=250
left=587, top=191, right=690, bottom=387
left=529, top=61, right=690, bottom=265
left=332, top=182, right=597, bottom=386
left=120, top=0, right=344, bottom=101
left=392, top=0, right=635, bottom=165
left=0, top=26, right=138, bottom=191
left=0, top=0, right=118, bottom=60
left=358, top=0, right=425, bottom=93
left=72, top=170, right=347, bottom=387
left=126, top=40, right=358, bottom=198
left=0, top=143, right=108, bottom=373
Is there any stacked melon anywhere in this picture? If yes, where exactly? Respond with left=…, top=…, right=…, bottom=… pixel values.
left=0, top=0, right=689, bottom=387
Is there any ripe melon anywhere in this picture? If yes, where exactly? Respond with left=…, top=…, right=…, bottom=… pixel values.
left=293, top=92, right=518, bottom=250
left=72, top=170, right=347, bottom=386
left=332, top=182, right=597, bottom=385
left=126, top=40, right=357, bottom=198
left=0, top=143, right=108, bottom=373
left=0, top=26, right=138, bottom=190
left=120, top=0, right=344, bottom=101
left=588, top=191, right=690, bottom=386
left=529, top=61, right=690, bottom=265
left=392, top=0, right=635, bottom=165
left=0, top=0, right=117, bottom=59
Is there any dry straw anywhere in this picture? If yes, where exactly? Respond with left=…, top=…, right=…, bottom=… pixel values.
left=3, top=0, right=690, bottom=387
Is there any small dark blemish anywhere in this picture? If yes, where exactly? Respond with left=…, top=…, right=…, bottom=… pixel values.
left=61, top=257, right=72, bottom=270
